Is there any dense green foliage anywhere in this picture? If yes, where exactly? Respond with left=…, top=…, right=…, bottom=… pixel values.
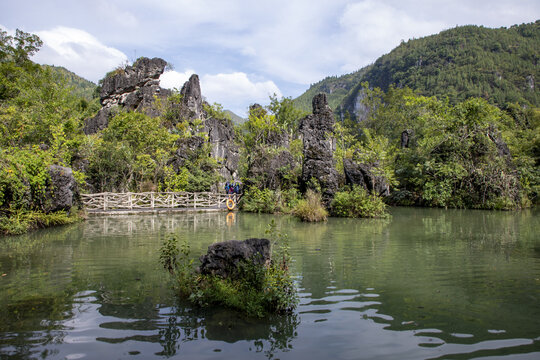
left=237, top=97, right=304, bottom=210
left=241, top=186, right=300, bottom=214
left=0, top=29, right=89, bottom=234
left=331, top=186, right=388, bottom=218
left=354, top=87, right=538, bottom=208
left=0, top=209, right=80, bottom=235
left=160, top=230, right=298, bottom=318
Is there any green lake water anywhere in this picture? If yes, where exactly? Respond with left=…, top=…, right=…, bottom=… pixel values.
left=0, top=207, right=539, bottom=359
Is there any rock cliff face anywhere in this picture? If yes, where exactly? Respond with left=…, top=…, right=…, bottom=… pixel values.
left=299, top=94, right=339, bottom=205
left=181, top=74, right=204, bottom=120
left=204, top=117, right=239, bottom=180
left=247, top=149, right=296, bottom=190
left=84, top=57, right=170, bottom=134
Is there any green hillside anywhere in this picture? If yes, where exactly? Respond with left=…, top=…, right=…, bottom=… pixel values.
left=224, top=109, right=246, bottom=125
left=293, top=67, right=369, bottom=113
left=42, top=65, right=97, bottom=100
left=295, top=21, right=539, bottom=118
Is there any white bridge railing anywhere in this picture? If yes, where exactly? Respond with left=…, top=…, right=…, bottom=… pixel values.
left=81, top=192, right=240, bottom=211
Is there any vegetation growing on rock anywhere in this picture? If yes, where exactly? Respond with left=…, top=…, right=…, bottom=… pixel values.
left=159, top=225, right=298, bottom=318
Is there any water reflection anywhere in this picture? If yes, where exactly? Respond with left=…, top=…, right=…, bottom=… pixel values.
left=1, top=208, right=539, bottom=359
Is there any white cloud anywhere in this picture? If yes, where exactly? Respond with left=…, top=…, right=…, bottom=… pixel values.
left=31, top=26, right=128, bottom=82
left=159, top=69, right=196, bottom=90
left=337, top=1, right=446, bottom=72
left=160, top=70, right=282, bottom=116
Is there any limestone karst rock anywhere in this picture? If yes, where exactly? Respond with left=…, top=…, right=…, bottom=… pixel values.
left=180, top=74, right=204, bottom=120
left=47, top=165, right=79, bottom=212
left=83, top=57, right=170, bottom=134
left=299, top=93, right=339, bottom=206
left=198, top=238, right=271, bottom=279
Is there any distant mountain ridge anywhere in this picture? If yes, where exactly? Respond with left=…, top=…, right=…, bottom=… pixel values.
left=295, top=21, right=539, bottom=119
left=224, top=109, right=246, bottom=124
left=42, top=65, right=96, bottom=100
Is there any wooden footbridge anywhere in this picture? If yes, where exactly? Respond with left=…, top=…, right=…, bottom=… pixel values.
left=81, top=191, right=241, bottom=213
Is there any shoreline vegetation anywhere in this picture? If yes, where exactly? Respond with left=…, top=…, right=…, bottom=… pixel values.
left=1, top=22, right=539, bottom=235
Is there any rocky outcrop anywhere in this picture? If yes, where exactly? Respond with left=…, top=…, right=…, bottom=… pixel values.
left=198, top=238, right=271, bottom=279
left=343, top=158, right=390, bottom=196
left=169, top=136, right=206, bottom=172
left=299, top=93, right=339, bottom=205
left=46, top=165, right=79, bottom=212
left=204, top=117, right=239, bottom=180
left=247, top=149, right=296, bottom=190
left=181, top=74, right=204, bottom=120
left=84, top=57, right=170, bottom=134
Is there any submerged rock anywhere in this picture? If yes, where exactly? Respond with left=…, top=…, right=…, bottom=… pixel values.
left=198, top=238, right=271, bottom=279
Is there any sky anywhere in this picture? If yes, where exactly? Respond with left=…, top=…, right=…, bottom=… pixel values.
left=1, top=0, right=538, bottom=116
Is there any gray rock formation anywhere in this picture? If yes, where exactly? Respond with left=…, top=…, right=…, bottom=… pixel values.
left=169, top=136, right=206, bottom=172
left=343, top=158, right=390, bottom=196
left=299, top=93, right=339, bottom=205
left=198, top=238, right=271, bottom=279
left=247, top=149, right=296, bottom=190
left=47, top=165, right=79, bottom=212
left=84, top=57, right=170, bottom=134
left=204, top=117, right=240, bottom=180
left=181, top=74, right=204, bottom=120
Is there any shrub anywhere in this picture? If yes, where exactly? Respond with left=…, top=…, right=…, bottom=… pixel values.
left=160, top=229, right=298, bottom=318
left=241, top=186, right=280, bottom=213
left=293, top=190, right=328, bottom=222
left=331, top=186, right=388, bottom=218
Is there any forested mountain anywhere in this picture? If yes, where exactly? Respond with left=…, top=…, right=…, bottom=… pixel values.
left=42, top=65, right=97, bottom=100
left=293, top=67, right=369, bottom=112
left=295, top=21, right=539, bottom=118
left=224, top=109, right=246, bottom=125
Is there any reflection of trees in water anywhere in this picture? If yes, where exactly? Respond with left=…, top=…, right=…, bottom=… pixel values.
left=155, top=304, right=299, bottom=358
left=93, top=299, right=299, bottom=359
left=0, top=292, right=71, bottom=359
